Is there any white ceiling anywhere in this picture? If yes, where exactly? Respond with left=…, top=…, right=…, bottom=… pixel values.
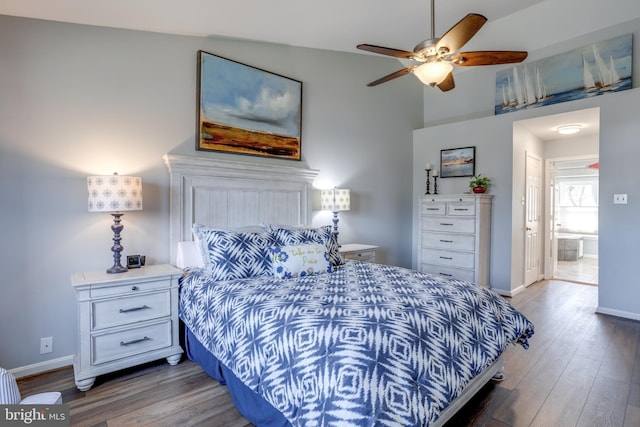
left=516, top=108, right=600, bottom=142
left=0, top=0, right=600, bottom=137
left=0, top=0, right=544, bottom=55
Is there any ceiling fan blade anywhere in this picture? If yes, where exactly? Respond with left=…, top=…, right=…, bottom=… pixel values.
left=357, top=44, right=416, bottom=59
left=437, top=71, right=455, bottom=92
left=366, top=66, right=416, bottom=87
left=449, top=50, right=528, bottom=66
left=437, top=14, right=487, bottom=54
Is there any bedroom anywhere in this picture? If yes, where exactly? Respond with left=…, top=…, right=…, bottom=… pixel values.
left=1, top=0, right=639, bottom=424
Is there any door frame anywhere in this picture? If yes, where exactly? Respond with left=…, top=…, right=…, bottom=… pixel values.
left=543, top=154, right=600, bottom=280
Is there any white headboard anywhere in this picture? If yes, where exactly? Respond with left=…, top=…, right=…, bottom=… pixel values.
left=163, top=154, right=319, bottom=264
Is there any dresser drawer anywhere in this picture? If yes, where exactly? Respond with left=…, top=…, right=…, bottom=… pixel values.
left=90, top=278, right=172, bottom=298
left=421, top=264, right=475, bottom=283
left=91, top=320, right=172, bottom=365
left=421, top=201, right=446, bottom=215
left=422, top=249, right=475, bottom=269
left=422, top=232, right=475, bottom=251
left=446, top=202, right=476, bottom=216
left=92, top=290, right=171, bottom=330
left=423, top=217, right=475, bottom=233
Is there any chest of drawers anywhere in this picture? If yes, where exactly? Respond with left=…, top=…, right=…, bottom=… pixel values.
left=418, top=195, right=492, bottom=287
left=71, top=264, right=184, bottom=391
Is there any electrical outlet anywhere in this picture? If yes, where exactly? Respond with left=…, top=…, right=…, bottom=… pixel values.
left=614, top=194, right=628, bottom=204
left=40, top=337, right=53, bottom=354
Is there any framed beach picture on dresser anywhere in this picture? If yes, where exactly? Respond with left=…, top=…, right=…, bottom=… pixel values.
left=196, top=50, right=302, bottom=160
left=440, top=146, right=475, bottom=178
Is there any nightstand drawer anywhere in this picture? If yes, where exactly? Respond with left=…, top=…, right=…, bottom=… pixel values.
left=342, top=250, right=376, bottom=262
left=92, top=290, right=171, bottom=330
left=423, top=249, right=475, bottom=269
left=90, top=278, right=172, bottom=298
left=91, top=320, right=172, bottom=365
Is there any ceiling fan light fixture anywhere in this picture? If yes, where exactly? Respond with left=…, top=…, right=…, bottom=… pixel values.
left=414, top=61, right=453, bottom=86
left=556, top=124, right=582, bottom=135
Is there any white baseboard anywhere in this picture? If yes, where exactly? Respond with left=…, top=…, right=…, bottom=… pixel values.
left=491, top=284, right=524, bottom=298
left=596, top=306, right=640, bottom=321
left=10, top=355, right=74, bottom=379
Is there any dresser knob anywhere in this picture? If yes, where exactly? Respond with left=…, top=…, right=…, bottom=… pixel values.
left=131, top=286, right=138, bottom=291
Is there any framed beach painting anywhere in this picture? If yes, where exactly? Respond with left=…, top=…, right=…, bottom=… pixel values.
left=440, top=146, right=475, bottom=178
left=196, top=50, right=302, bottom=160
left=495, top=34, right=632, bottom=115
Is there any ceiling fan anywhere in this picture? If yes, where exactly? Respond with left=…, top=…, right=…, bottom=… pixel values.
left=357, top=0, right=528, bottom=91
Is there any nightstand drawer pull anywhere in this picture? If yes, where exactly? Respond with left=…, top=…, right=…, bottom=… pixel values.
left=440, top=256, right=453, bottom=260
left=120, top=336, right=150, bottom=346
left=119, top=305, right=150, bottom=313
left=439, top=222, right=453, bottom=226
left=439, top=272, right=453, bottom=277
left=453, top=208, right=469, bottom=211
left=131, top=286, right=139, bottom=291
left=426, top=208, right=439, bottom=211
left=439, top=239, right=453, bottom=243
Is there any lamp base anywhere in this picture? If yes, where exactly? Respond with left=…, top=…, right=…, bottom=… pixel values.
left=107, top=265, right=128, bottom=274
left=107, top=212, right=128, bottom=274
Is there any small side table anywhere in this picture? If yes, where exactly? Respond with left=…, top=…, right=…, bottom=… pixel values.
left=339, top=244, right=378, bottom=263
left=71, top=264, right=184, bottom=391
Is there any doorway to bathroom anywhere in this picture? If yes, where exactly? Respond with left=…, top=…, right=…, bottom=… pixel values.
left=550, top=157, right=599, bottom=285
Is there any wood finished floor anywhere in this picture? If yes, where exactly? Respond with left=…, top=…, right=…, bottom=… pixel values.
left=17, top=279, right=640, bottom=427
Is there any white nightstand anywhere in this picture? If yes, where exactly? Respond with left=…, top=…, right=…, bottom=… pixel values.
left=71, top=264, right=184, bottom=391
left=339, top=244, right=378, bottom=263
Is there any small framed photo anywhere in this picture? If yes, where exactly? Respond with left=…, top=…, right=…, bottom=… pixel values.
left=440, top=146, right=476, bottom=178
left=126, top=255, right=146, bottom=269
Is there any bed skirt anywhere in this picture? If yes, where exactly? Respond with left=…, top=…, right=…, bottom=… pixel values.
left=185, top=325, right=291, bottom=427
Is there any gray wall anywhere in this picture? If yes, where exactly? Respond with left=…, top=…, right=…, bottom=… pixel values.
left=0, top=16, right=422, bottom=371
left=413, top=11, right=640, bottom=318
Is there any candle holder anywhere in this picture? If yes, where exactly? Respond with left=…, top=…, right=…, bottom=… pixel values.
left=433, top=175, right=439, bottom=195
left=425, top=169, right=432, bottom=195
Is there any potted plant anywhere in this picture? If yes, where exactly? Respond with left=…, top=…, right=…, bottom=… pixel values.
left=469, top=174, right=491, bottom=193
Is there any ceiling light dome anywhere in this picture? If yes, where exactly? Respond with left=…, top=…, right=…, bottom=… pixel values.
left=413, top=61, right=453, bottom=86
left=556, top=124, right=582, bottom=135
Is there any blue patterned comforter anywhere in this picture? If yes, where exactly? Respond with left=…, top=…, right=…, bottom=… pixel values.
left=179, top=261, right=534, bottom=426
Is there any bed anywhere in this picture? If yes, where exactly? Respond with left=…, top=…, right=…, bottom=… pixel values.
left=164, top=154, right=534, bottom=427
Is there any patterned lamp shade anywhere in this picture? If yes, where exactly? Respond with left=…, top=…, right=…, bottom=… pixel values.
left=321, top=188, right=350, bottom=212
left=87, top=174, right=143, bottom=212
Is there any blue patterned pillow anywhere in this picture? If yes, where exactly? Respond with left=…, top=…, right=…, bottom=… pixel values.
left=269, top=243, right=332, bottom=279
left=192, top=224, right=274, bottom=281
left=270, top=225, right=342, bottom=266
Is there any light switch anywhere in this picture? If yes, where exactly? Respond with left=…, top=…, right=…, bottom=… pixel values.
left=614, top=194, right=627, bottom=204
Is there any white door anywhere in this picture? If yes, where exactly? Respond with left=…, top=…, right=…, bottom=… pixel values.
left=524, top=152, right=542, bottom=287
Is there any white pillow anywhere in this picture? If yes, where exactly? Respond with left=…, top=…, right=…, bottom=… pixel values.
left=176, top=241, right=205, bottom=269
left=269, top=243, right=332, bottom=279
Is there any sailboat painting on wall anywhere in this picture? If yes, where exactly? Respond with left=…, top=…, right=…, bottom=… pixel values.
left=495, top=34, right=632, bottom=115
